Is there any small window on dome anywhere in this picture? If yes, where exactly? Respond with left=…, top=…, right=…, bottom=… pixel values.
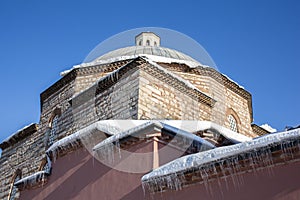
left=146, top=40, right=150, bottom=46
left=154, top=41, right=157, bottom=46
left=228, top=115, right=238, bottom=132
left=138, top=40, right=142, bottom=46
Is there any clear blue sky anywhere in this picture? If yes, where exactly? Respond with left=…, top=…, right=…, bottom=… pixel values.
left=0, top=0, right=299, bottom=145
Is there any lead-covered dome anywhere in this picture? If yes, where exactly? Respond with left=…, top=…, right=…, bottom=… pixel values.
left=94, top=32, right=202, bottom=67
left=95, top=46, right=200, bottom=64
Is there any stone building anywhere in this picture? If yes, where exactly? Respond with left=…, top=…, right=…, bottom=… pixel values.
left=1, top=32, right=299, bottom=200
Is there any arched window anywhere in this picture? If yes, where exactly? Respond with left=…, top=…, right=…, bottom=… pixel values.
left=146, top=40, right=150, bottom=46
left=138, top=40, right=142, bottom=46
left=154, top=41, right=157, bottom=46
left=8, top=169, right=22, bottom=200
left=228, top=115, right=238, bottom=132
left=48, top=115, right=59, bottom=147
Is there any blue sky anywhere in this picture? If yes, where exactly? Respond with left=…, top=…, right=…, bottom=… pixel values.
left=0, top=0, right=299, bottom=147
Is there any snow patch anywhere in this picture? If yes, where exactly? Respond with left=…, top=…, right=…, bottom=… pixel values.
left=260, top=124, right=277, bottom=133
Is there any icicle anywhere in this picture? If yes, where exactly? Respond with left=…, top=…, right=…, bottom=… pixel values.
left=141, top=128, right=300, bottom=193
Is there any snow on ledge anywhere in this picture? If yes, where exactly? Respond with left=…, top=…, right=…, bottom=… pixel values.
left=141, top=128, right=300, bottom=183
left=14, top=171, right=49, bottom=188
left=46, top=121, right=123, bottom=158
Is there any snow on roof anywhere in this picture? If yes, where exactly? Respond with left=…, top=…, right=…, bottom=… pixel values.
left=60, top=53, right=208, bottom=77
left=260, top=124, right=277, bottom=133
left=46, top=121, right=124, bottom=158
left=162, top=120, right=251, bottom=143
left=93, top=121, right=216, bottom=152
left=141, top=127, right=300, bottom=183
left=93, top=121, right=156, bottom=151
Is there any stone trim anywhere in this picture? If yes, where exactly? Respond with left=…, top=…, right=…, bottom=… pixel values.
left=76, top=60, right=131, bottom=77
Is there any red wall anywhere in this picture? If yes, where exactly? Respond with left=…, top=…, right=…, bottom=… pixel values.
left=20, top=145, right=300, bottom=200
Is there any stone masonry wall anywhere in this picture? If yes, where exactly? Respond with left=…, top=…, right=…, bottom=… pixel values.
left=138, top=70, right=211, bottom=120
left=40, top=79, right=76, bottom=142
left=173, top=71, right=255, bottom=137
left=75, top=72, right=108, bottom=95
left=72, top=69, right=140, bottom=131
left=0, top=128, right=42, bottom=199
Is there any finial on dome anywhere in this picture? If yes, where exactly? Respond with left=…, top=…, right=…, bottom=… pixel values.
left=135, top=32, right=160, bottom=47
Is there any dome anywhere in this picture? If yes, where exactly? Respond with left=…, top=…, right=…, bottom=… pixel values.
left=93, top=32, right=202, bottom=67
left=94, top=46, right=201, bottom=65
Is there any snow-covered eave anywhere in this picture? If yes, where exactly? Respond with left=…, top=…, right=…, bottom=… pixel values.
left=60, top=54, right=210, bottom=77
left=0, top=123, right=38, bottom=150
left=93, top=121, right=161, bottom=151
left=60, top=56, right=136, bottom=76
left=141, top=128, right=300, bottom=182
left=222, top=73, right=245, bottom=90
left=46, top=121, right=122, bottom=157
left=93, top=121, right=218, bottom=152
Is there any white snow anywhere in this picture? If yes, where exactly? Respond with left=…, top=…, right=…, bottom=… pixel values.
left=93, top=121, right=156, bottom=151
left=260, top=124, right=277, bottom=133
left=141, top=128, right=300, bottom=183
left=46, top=121, right=123, bottom=157
left=14, top=171, right=48, bottom=187
left=162, top=120, right=251, bottom=143
left=161, top=123, right=215, bottom=148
